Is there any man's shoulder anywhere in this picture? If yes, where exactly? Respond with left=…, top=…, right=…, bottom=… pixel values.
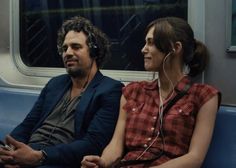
left=49, top=74, right=70, bottom=83
left=44, top=74, right=71, bottom=90
left=94, top=71, right=123, bottom=85
left=102, top=75, right=122, bottom=83
left=101, top=76, right=125, bottom=89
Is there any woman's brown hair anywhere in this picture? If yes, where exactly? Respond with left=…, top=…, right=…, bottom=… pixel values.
left=145, top=17, right=209, bottom=77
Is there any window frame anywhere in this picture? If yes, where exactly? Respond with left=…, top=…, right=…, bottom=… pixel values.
left=226, top=0, right=236, bottom=52
left=11, top=0, right=205, bottom=82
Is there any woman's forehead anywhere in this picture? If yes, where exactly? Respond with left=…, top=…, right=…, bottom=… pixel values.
left=145, top=26, right=155, bottom=39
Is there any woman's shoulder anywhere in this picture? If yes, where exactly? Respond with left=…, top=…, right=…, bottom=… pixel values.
left=122, top=80, right=156, bottom=96
left=190, top=82, right=221, bottom=107
left=124, top=80, right=156, bottom=90
left=191, top=83, right=220, bottom=94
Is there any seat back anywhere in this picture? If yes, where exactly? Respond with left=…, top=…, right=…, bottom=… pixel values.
left=202, top=106, right=236, bottom=168
left=0, top=87, right=39, bottom=140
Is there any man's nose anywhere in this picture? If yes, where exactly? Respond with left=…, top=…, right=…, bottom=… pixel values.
left=65, top=46, right=73, bottom=55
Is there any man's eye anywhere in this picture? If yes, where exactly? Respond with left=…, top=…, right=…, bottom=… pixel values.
left=62, top=46, right=68, bottom=52
left=71, top=45, right=81, bottom=50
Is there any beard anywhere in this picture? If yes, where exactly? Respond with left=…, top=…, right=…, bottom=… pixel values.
left=66, top=67, right=87, bottom=78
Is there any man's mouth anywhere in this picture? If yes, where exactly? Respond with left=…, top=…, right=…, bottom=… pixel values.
left=65, top=59, right=78, bottom=67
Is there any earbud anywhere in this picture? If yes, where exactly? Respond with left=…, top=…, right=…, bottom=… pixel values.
left=172, top=48, right=175, bottom=52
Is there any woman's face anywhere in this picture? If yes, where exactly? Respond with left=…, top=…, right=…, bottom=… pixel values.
left=141, top=26, right=165, bottom=71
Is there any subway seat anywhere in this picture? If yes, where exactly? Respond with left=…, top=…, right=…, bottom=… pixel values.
left=202, top=106, right=236, bottom=168
left=0, top=87, right=38, bottom=140
left=0, top=87, right=235, bottom=167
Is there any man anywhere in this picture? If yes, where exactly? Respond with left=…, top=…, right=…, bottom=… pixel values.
left=0, top=16, right=123, bottom=168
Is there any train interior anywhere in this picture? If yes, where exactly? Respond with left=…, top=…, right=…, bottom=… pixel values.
left=0, top=0, right=236, bottom=167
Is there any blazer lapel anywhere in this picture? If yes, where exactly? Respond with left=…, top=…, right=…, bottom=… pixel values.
left=41, top=76, right=72, bottom=121
left=75, top=71, right=104, bottom=132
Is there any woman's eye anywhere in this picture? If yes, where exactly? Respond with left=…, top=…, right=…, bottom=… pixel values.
left=148, top=40, right=154, bottom=45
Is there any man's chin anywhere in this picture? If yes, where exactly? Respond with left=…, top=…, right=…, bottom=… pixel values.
left=66, top=68, right=85, bottom=78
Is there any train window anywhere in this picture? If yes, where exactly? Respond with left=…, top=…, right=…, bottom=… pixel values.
left=20, top=0, right=187, bottom=70
left=232, top=1, right=236, bottom=46
left=227, top=0, right=236, bottom=52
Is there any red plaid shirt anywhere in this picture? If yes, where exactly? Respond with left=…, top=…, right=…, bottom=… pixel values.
left=122, top=76, right=219, bottom=167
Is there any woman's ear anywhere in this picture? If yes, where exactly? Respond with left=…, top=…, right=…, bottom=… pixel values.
left=173, top=41, right=182, bottom=53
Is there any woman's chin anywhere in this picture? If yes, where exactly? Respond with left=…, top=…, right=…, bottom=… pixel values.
left=145, top=66, right=155, bottom=72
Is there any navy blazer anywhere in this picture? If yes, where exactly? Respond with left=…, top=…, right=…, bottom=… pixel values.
left=10, top=71, right=123, bottom=167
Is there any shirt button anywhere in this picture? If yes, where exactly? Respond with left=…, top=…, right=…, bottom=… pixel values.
left=153, top=116, right=157, bottom=120
left=178, top=109, right=182, bottom=113
left=144, top=144, right=148, bottom=148
left=151, top=127, right=155, bottom=131
left=147, top=137, right=152, bottom=141
left=132, top=108, right=136, bottom=112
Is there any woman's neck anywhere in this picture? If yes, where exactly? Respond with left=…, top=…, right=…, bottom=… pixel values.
left=158, top=69, right=185, bottom=99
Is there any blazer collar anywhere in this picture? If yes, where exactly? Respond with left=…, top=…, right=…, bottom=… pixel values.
left=42, top=71, right=104, bottom=121
left=74, top=71, right=104, bottom=133
left=85, top=71, right=104, bottom=89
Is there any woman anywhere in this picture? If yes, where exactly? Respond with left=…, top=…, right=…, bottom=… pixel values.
left=81, top=17, right=221, bottom=168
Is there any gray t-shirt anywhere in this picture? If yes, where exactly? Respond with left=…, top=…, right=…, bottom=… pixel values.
left=29, top=89, right=81, bottom=146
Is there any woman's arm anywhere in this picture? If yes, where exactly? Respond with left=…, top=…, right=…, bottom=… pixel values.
left=151, top=94, right=219, bottom=168
left=100, top=95, right=127, bottom=167
left=82, top=95, right=127, bottom=168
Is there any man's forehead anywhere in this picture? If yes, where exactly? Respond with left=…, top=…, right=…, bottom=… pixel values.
left=63, top=31, right=87, bottom=44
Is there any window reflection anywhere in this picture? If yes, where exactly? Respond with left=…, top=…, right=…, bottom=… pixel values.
left=232, top=0, right=236, bottom=46
left=20, top=0, right=187, bottom=70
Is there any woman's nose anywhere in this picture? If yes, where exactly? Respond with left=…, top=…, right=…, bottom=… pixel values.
left=141, top=44, right=147, bottom=54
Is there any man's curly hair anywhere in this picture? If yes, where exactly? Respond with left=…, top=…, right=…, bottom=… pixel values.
left=57, top=16, right=111, bottom=68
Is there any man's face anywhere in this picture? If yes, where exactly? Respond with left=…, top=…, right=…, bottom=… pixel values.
left=62, top=30, right=93, bottom=78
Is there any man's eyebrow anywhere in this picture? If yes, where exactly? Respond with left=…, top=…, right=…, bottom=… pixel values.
left=62, top=43, right=80, bottom=47
left=71, top=43, right=81, bottom=46
left=62, top=44, right=67, bottom=48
